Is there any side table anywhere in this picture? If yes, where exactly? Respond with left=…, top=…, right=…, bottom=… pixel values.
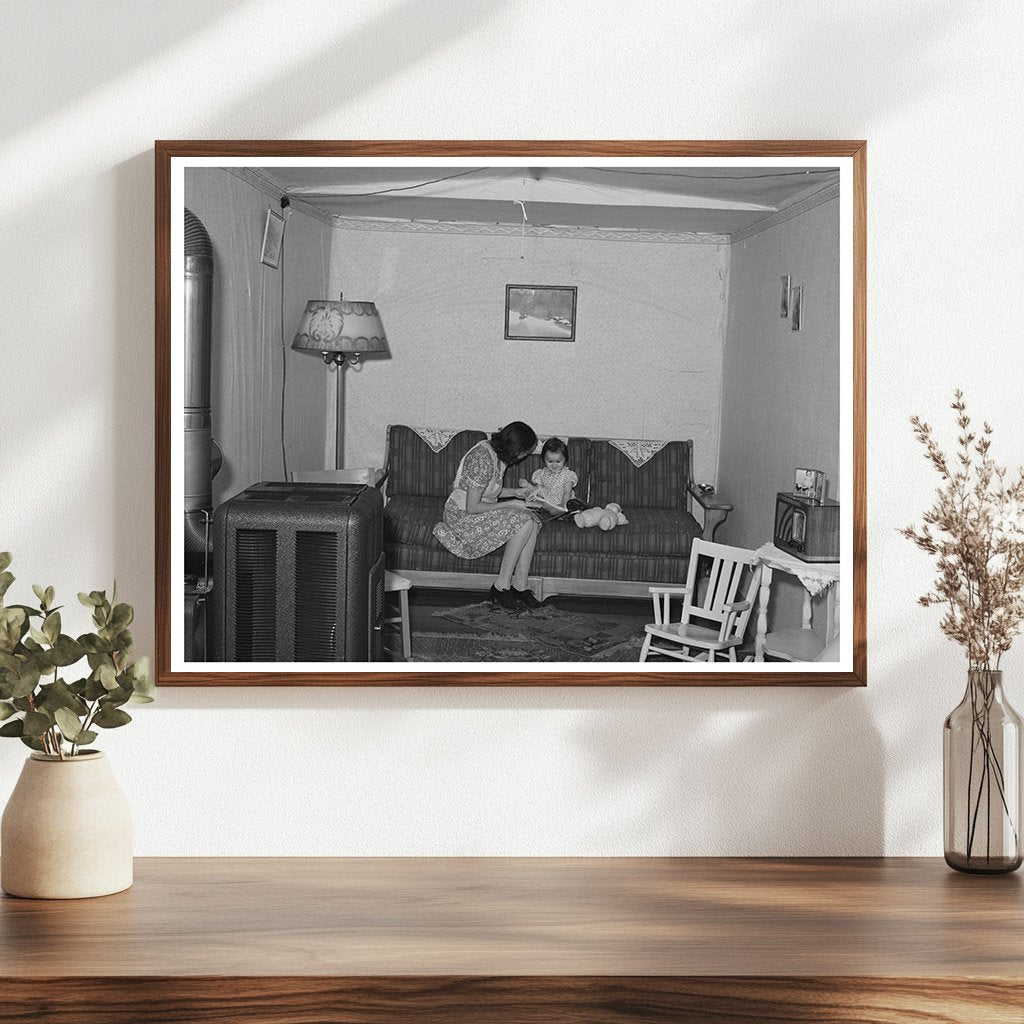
left=753, top=542, right=839, bottom=661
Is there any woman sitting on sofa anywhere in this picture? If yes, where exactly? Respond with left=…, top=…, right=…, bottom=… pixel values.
left=432, top=421, right=546, bottom=611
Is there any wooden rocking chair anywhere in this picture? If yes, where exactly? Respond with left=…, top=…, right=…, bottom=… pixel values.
left=639, top=539, right=761, bottom=663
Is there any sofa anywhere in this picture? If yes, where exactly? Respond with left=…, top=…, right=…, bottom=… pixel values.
left=381, top=425, right=733, bottom=599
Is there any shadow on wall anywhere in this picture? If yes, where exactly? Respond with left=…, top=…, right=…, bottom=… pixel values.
left=870, top=602, right=964, bottom=857
left=193, top=0, right=508, bottom=137
left=571, top=687, right=884, bottom=855
left=725, top=1, right=968, bottom=129
left=1, top=0, right=507, bottom=142
left=0, top=0, right=248, bottom=139
left=141, top=682, right=885, bottom=856
left=113, top=151, right=158, bottom=660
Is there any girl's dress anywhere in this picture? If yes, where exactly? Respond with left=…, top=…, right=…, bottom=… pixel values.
left=433, top=441, right=535, bottom=559
left=530, top=465, right=578, bottom=507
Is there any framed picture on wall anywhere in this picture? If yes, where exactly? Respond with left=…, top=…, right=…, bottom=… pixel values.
left=155, top=140, right=866, bottom=687
left=259, top=208, right=285, bottom=268
left=505, top=284, right=577, bottom=341
left=791, top=284, right=804, bottom=332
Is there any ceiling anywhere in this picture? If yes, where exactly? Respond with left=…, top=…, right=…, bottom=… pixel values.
left=258, top=165, right=839, bottom=235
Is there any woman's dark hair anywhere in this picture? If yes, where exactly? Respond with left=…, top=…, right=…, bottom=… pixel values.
left=490, top=421, right=537, bottom=464
left=541, top=436, right=569, bottom=461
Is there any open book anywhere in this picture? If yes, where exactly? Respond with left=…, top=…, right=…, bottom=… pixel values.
left=526, top=496, right=569, bottom=516
left=524, top=493, right=575, bottom=521
left=497, top=493, right=573, bottom=520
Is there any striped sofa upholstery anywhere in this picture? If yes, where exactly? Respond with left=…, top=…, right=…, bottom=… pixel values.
left=383, top=425, right=717, bottom=590
left=589, top=440, right=691, bottom=508
left=386, top=427, right=486, bottom=497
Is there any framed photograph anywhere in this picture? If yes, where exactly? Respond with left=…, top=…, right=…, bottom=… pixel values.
left=260, top=208, right=284, bottom=268
left=791, top=284, right=803, bottom=331
left=780, top=274, right=791, bottom=318
left=156, top=140, right=865, bottom=687
left=794, top=467, right=826, bottom=504
left=505, top=285, right=577, bottom=341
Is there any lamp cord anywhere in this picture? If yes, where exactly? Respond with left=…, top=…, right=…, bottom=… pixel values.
left=279, top=221, right=289, bottom=482
left=257, top=259, right=267, bottom=473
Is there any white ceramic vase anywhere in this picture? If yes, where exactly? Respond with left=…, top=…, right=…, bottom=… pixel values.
left=1, top=751, right=133, bottom=899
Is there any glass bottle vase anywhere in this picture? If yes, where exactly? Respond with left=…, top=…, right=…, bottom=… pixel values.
left=944, top=669, right=1023, bottom=873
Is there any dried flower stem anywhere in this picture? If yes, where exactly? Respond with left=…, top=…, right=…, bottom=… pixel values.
left=904, top=392, right=1024, bottom=865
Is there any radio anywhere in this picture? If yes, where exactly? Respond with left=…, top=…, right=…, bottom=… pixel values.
left=773, top=492, right=840, bottom=563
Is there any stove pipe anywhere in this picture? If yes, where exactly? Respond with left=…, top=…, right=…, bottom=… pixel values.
left=183, top=208, right=220, bottom=576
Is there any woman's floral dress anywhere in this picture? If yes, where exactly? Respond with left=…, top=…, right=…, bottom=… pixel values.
left=432, top=441, right=535, bottom=559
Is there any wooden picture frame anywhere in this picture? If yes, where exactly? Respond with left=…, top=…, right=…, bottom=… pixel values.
left=259, top=208, right=285, bottom=268
left=156, top=140, right=866, bottom=687
left=780, top=275, right=792, bottom=318
left=791, top=284, right=804, bottom=332
left=504, top=284, right=578, bottom=341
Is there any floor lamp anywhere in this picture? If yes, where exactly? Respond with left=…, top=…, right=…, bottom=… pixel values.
left=291, top=296, right=390, bottom=470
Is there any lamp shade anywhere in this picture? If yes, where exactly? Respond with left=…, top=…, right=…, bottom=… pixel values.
left=292, top=300, right=389, bottom=359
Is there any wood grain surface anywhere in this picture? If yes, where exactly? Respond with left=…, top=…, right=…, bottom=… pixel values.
left=0, top=976, right=1022, bottom=1024
left=155, top=139, right=867, bottom=688
left=2, top=857, right=1022, bottom=1022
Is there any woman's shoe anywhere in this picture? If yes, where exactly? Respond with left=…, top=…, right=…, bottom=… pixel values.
left=489, top=585, right=520, bottom=611
left=510, top=585, right=545, bottom=610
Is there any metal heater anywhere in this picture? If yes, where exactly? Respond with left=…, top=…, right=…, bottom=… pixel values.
left=210, top=482, right=385, bottom=662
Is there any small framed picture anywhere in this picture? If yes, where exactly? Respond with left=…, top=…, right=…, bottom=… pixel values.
left=791, top=284, right=803, bottom=331
left=780, top=275, right=791, bottom=317
left=505, top=285, right=577, bottom=341
left=794, top=467, right=825, bottom=504
left=260, top=208, right=285, bottom=268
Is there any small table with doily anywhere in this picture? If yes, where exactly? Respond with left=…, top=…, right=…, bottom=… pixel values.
left=752, top=543, right=839, bottom=662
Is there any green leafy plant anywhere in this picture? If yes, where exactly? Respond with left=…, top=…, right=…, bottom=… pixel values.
left=0, top=552, right=153, bottom=759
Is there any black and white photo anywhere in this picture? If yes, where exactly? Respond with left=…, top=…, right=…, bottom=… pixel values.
left=157, top=143, right=864, bottom=685
left=791, top=283, right=803, bottom=331
left=259, top=207, right=284, bottom=268
left=504, top=285, right=577, bottom=341
left=780, top=274, right=791, bottom=318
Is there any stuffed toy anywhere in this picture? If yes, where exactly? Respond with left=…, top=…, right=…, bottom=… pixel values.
left=605, top=502, right=628, bottom=526
left=574, top=503, right=629, bottom=531
left=573, top=507, right=605, bottom=529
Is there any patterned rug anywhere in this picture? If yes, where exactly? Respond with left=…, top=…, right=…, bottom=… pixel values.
left=386, top=600, right=645, bottom=663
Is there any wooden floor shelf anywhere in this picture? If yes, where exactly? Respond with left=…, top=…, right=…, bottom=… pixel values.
left=2, top=857, right=1022, bottom=1022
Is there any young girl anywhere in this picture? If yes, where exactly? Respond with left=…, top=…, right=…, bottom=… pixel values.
left=521, top=437, right=578, bottom=510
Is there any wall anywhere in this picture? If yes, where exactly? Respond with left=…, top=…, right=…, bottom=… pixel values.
left=184, top=169, right=334, bottom=504
left=718, top=198, right=840, bottom=545
left=1, top=1, right=1022, bottom=857
left=717, top=198, right=840, bottom=633
left=331, top=223, right=728, bottom=486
